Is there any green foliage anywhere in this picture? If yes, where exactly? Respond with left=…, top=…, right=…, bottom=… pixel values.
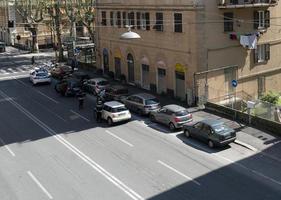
left=260, top=91, right=280, bottom=105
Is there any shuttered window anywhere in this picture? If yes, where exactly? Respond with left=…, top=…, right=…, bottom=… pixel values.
left=254, top=44, right=270, bottom=64
left=174, top=13, right=182, bottom=33
left=224, top=12, right=233, bottom=32
left=101, top=11, right=107, bottom=26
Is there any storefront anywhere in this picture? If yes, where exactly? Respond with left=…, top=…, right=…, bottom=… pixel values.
left=141, top=57, right=150, bottom=90
left=175, top=63, right=186, bottom=101
left=114, top=49, right=122, bottom=79
left=156, top=61, right=167, bottom=94
left=103, top=48, right=109, bottom=74
left=127, top=53, right=135, bottom=83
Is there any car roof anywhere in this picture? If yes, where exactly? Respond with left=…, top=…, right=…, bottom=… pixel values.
left=133, top=93, right=156, bottom=99
left=104, top=101, right=125, bottom=108
left=163, top=104, right=186, bottom=112
left=90, top=78, right=108, bottom=82
left=201, top=119, right=224, bottom=127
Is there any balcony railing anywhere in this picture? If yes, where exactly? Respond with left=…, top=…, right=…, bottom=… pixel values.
left=218, top=0, right=278, bottom=8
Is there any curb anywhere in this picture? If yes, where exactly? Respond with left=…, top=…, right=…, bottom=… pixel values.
left=234, top=140, right=258, bottom=152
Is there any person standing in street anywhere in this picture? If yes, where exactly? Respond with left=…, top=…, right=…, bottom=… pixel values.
left=95, top=97, right=103, bottom=122
left=31, top=56, right=35, bottom=65
left=77, top=91, right=85, bottom=110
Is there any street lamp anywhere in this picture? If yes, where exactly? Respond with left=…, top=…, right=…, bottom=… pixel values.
left=120, top=25, right=141, bottom=40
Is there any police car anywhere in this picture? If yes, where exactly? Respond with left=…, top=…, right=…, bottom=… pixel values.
left=29, top=68, right=51, bottom=85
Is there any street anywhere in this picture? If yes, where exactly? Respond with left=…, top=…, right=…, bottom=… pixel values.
left=1, top=49, right=281, bottom=200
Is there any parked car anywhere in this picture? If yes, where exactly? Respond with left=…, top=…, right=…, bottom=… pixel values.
left=83, top=78, right=109, bottom=95
left=71, top=71, right=91, bottom=83
left=50, top=65, right=72, bottom=79
left=183, top=119, right=236, bottom=148
left=150, top=104, right=193, bottom=131
left=0, top=41, right=6, bottom=53
left=54, top=78, right=82, bottom=96
left=104, top=85, right=129, bottom=102
left=123, top=93, right=160, bottom=115
left=29, top=68, right=51, bottom=85
left=99, top=101, right=131, bottom=125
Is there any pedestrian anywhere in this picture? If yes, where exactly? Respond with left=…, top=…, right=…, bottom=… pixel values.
left=31, top=56, right=35, bottom=65
left=95, top=96, right=103, bottom=122
left=77, top=91, right=85, bottom=110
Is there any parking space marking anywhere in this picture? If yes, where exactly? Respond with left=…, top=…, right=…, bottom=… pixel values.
left=158, top=160, right=201, bottom=186
left=27, top=171, right=53, bottom=199
left=70, top=110, right=90, bottom=122
left=106, top=130, right=134, bottom=147
left=0, top=137, right=16, bottom=157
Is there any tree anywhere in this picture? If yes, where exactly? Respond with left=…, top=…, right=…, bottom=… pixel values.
left=64, top=0, right=95, bottom=43
left=260, top=91, right=280, bottom=105
left=46, top=0, right=64, bottom=62
left=15, top=0, right=45, bottom=53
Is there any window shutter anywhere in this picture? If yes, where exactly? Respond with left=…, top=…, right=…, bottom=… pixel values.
left=253, top=49, right=258, bottom=64
left=110, top=12, right=114, bottom=26
left=265, top=44, right=270, bottom=61
left=265, top=10, right=270, bottom=28
left=253, top=11, right=259, bottom=29
left=122, top=12, right=127, bottom=27
left=136, top=12, right=141, bottom=30
left=145, top=12, right=150, bottom=30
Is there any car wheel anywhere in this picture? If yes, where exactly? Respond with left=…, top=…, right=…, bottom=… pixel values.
left=107, top=117, right=113, bottom=126
left=150, top=114, right=156, bottom=122
left=184, top=129, right=191, bottom=138
left=208, top=140, right=215, bottom=148
left=169, top=123, right=176, bottom=132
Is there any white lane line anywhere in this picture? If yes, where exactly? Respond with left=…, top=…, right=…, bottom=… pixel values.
left=15, top=78, right=59, bottom=104
left=106, top=130, right=134, bottom=147
left=0, top=137, right=16, bottom=157
left=27, top=171, right=53, bottom=199
left=0, top=74, right=29, bottom=81
left=0, top=90, right=143, bottom=200
left=157, top=160, right=201, bottom=186
left=70, top=110, right=90, bottom=122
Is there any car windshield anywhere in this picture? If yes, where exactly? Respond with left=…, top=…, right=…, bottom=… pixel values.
left=175, top=110, right=189, bottom=116
left=212, top=124, right=229, bottom=133
left=145, top=98, right=159, bottom=105
left=112, top=106, right=127, bottom=113
left=98, top=81, right=109, bottom=86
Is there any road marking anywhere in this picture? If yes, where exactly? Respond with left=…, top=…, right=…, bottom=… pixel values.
left=106, top=130, right=134, bottom=147
left=0, top=90, right=143, bottom=200
left=70, top=110, right=90, bottom=122
left=0, top=137, right=15, bottom=157
left=27, top=171, right=53, bottom=199
left=157, top=160, right=201, bottom=186
left=0, top=74, right=29, bottom=81
left=15, top=78, right=59, bottom=104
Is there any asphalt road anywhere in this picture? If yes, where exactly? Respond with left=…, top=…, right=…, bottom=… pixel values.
left=1, top=50, right=281, bottom=200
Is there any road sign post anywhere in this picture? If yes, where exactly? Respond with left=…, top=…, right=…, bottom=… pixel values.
left=231, top=80, right=238, bottom=119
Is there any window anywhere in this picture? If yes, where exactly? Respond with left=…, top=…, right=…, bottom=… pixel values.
left=117, top=11, right=121, bottom=28
left=258, top=76, right=266, bottom=97
left=224, top=12, right=233, bottom=32
left=101, top=11, right=107, bottom=26
left=155, top=12, right=164, bottom=32
left=122, top=12, right=127, bottom=27
left=145, top=12, right=150, bottom=30
left=174, top=13, right=182, bottom=33
left=128, top=12, right=135, bottom=29
left=158, top=68, right=166, bottom=77
left=254, top=44, right=270, bottom=63
left=194, top=122, right=203, bottom=130
left=254, top=10, right=270, bottom=29
left=110, top=11, right=114, bottom=26
left=136, top=12, right=141, bottom=29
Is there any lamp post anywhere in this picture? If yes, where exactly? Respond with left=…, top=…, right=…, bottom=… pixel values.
left=120, top=25, right=141, bottom=40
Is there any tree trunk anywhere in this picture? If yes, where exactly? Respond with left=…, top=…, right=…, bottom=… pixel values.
left=55, top=2, right=64, bottom=62
left=30, top=27, right=39, bottom=53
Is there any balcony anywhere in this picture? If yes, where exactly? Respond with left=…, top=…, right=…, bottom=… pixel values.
left=218, top=0, right=278, bottom=9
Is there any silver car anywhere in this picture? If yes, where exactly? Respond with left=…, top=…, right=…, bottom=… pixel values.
left=150, top=104, right=193, bottom=131
left=123, top=93, right=160, bottom=115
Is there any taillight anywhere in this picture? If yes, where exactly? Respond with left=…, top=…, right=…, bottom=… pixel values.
left=174, top=117, right=181, bottom=122
left=188, top=114, right=192, bottom=119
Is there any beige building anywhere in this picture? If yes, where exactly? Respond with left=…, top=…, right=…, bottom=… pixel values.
left=96, top=0, right=281, bottom=105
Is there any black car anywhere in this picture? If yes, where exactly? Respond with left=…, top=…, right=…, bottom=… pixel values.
left=104, top=85, right=129, bottom=102
left=183, top=119, right=236, bottom=148
left=54, top=78, right=82, bottom=96
left=71, top=71, right=91, bottom=83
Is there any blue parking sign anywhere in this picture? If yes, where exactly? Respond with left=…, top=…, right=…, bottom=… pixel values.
left=232, top=80, right=238, bottom=87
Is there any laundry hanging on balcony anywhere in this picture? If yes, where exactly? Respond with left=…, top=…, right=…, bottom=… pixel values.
left=240, top=34, right=257, bottom=50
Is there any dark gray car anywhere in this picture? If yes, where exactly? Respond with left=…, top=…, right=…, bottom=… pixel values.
left=123, top=93, right=160, bottom=115
left=150, top=104, right=193, bottom=131
left=183, top=119, right=236, bottom=148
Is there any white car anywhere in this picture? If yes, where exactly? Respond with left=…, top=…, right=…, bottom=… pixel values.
left=101, top=101, right=131, bottom=125
left=29, top=69, right=51, bottom=85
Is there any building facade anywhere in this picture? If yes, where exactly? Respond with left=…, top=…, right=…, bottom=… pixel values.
left=96, top=0, right=281, bottom=105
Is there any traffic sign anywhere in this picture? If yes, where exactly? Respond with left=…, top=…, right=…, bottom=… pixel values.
left=16, top=35, right=21, bottom=41
left=74, top=48, right=80, bottom=54
left=232, top=80, right=238, bottom=87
